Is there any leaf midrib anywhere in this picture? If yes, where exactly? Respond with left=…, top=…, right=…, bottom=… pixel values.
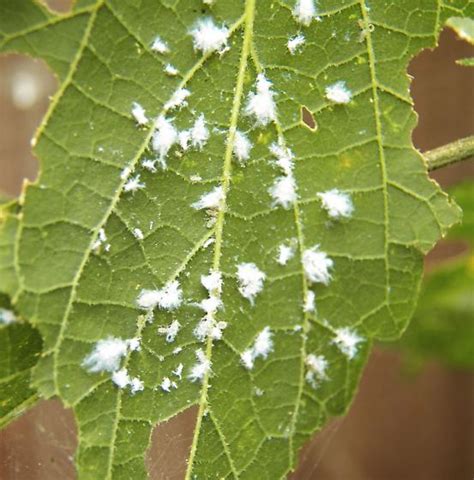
left=183, top=1, right=257, bottom=477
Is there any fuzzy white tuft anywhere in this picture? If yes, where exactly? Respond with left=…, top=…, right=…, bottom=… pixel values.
left=195, top=270, right=226, bottom=342
left=0, top=308, right=16, bottom=325
left=333, top=327, right=363, bottom=359
left=240, top=327, right=273, bottom=370
left=287, top=34, right=306, bottom=54
left=232, top=130, right=253, bottom=163
left=131, top=102, right=148, bottom=125
left=136, top=280, right=183, bottom=311
left=325, top=81, right=352, bottom=104
left=305, top=353, right=328, bottom=386
left=269, top=175, right=298, bottom=209
left=194, top=317, right=227, bottom=342
left=303, top=290, right=316, bottom=312
left=158, top=319, right=181, bottom=343
left=190, top=18, right=229, bottom=55
left=292, top=0, right=317, bottom=26
left=165, top=88, right=191, bottom=111
left=127, top=337, right=141, bottom=352
left=161, top=376, right=177, bottom=392
left=188, top=348, right=211, bottom=382
left=124, top=174, right=145, bottom=193
left=269, top=142, right=295, bottom=175
left=82, top=337, right=130, bottom=373
left=244, top=73, right=277, bottom=126
left=152, top=116, right=178, bottom=166
left=130, top=377, right=144, bottom=394
left=172, top=363, right=184, bottom=379
left=317, top=189, right=354, bottom=219
left=151, top=36, right=169, bottom=54
left=190, top=114, right=210, bottom=149
left=142, top=159, right=157, bottom=172
left=276, top=243, right=295, bottom=266
left=253, top=327, right=273, bottom=358
left=192, top=186, right=224, bottom=210
left=302, top=246, right=333, bottom=285
left=164, top=64, right=179, bottom=76
left=201, top=270, right=222, bottom=294
left=240, top=349, right=255, bottom=370
left=112, top=368, right=130, bottom=388
left=132, top=228, right=144, bottom=240
left=236, top=262, right=266, bottom=304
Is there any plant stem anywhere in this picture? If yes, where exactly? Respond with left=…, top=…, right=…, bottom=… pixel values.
left=425, top=135, right=474, bottom=171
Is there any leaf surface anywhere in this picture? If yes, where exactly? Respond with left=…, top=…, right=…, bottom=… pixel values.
left=0, top=294, right=42, bottom=428
left=396, top=182, right=474, bottom=370
left=0, top=0, right=471, bottom=478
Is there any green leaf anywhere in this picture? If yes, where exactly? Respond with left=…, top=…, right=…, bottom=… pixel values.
left=446, top=16, right=474, bottom=66
left=0, top=294, right=43, bottom=428
left=446, top=16, right=474, bottom=44
left=395, top=182, right=474, bottom=369
left=0, top=1, right=470, bottom=478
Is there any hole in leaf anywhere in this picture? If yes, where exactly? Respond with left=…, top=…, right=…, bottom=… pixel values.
left=43, top=0, right=73, bottom=13
left=301, top=105, right=317, bottom=131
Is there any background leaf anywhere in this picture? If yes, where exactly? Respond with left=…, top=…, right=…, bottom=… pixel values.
left=0, top=1, right=471, bottom=478
left=0, top=294, right=42, bottom=428
left=394, top=182, right=474, bottom=370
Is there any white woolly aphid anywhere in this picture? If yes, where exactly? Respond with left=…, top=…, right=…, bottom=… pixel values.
left=131, top=102, right=148, bottom=125
left=152, top=116, right=178, bottom=167
left=164, top=64, right=179, bottom=76
left=165, top=88, right=191, bottom=111
left=189, top=114, right=210, bottom=149
left=269, top=174, right=298, bottom=209
left=201, top=270, right=223, bottom=294
left=333, top=327, right=363, bottom=359
left=142, top=159, right=157, bottom=172
left=244, top=73, right=277, bottom=126
left=236, top=262, right=266, bottom=305
left=232, top=130, right=253, bottom=163
left=194, top=317, right=227, bottom=342
left=305, top=353, right=328, bottom=386
left=303, top=290, right=316, bottom=312
left=269, top=142, right=294, bottom=175
left=287, top=34, right=306, bottom=55
left=172, top=363, right=184, bottom=379
left=132, top=228, right=144, bottom=240
left=317, top=189, right=354, bottom=219
left=276, top=243, right=295, bottom=266
left=136, top=280, right=183, bottom=311
left=302, top=246, right=333, bottom=285
left=82, top=337, right=130, bottom=373
left=194, top=270, right=226, bottom=342
left=325, top=81, right=352, bottom=104
left=0, top=308, right=16, bottom=325
left=192, top=186, right=224, bottom=210
left=151, top=36, right=169, bottom=54
left=240, top=327, right=273, bottom=370
left=188, top=348, right=211, bottom=382
left=112, top=368, right=131, bottom=389
left=292, top=0, right=317, bottom=27
left=158, top=319, right=181, bottom=343
left=190, top=18, right=229, bottom=55
left=161, top=376, right=177, bottom=392
left=124, top=174, right=145, bottom=193
left=130, top=377, right=144, bottom=394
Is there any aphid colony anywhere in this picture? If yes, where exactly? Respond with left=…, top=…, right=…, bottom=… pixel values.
left=83, top=1, right=363, bottom=396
